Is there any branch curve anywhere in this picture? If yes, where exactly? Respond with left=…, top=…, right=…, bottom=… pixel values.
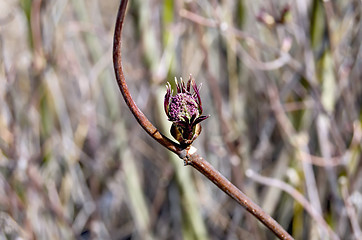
left=113, top=0, right=184, bottom=157
left=112, top=1, right=294, bottom=239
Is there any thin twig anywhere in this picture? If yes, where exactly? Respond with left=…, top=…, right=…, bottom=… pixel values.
left=112, top=1, right=293, bottom=239
left=184, top=153, right=293, bottom=240
left=113, top=0, right=184, bottom=158
left=246, top=169, right=340, bottom=240
left=340, top=177, right=362, bottom=239
left=179, top=8, right=301, bottom=71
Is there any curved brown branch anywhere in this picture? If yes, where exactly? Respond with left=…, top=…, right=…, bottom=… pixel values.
left=185, top=153, right=293, bottom=240
left=113, top=0, right=184, bottom=157
left=112, top=1, right=294, bottom=239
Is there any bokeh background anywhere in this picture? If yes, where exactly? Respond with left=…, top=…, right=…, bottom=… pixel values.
left=0, top=0, right=361, bottom=239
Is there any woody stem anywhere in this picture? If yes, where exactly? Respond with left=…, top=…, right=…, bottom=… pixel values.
left=113, top=1, right=294, bottom=239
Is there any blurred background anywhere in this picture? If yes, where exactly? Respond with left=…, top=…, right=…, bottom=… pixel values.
left=0, top=0, right=361, bottom=239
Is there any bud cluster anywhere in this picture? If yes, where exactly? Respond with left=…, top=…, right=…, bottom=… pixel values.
left=164, top=75, right=209, bottom=148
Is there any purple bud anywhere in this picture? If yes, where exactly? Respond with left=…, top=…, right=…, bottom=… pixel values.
left=168, top=93, right=199, bottom=122
left=164, top=75, right=209, bottom=148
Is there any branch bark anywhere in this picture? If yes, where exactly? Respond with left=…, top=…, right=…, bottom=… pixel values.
left=113, top=0, right=184, bottom=157
left=112, top=1, right=294, bottom=239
